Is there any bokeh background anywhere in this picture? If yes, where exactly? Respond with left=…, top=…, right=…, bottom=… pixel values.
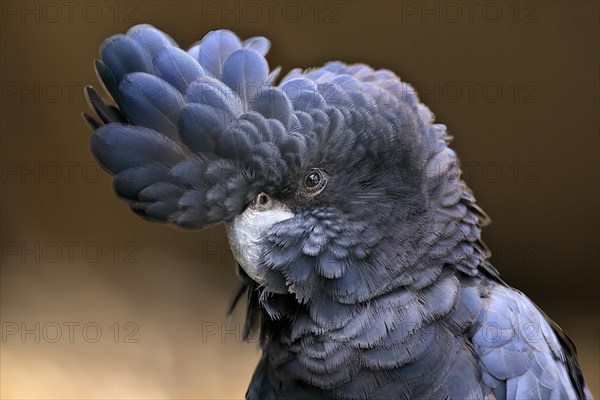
left=1, top=1, right=598, bottom=398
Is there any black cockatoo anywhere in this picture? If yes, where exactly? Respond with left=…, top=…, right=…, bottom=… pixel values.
left=83, top=25, right=591, bottom=399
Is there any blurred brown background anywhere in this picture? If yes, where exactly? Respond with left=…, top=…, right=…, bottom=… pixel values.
left=1, top=1, right=598, bottom=398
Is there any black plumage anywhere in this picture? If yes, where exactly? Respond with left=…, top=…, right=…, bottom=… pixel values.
left=84, top=24, right=591, bottom=399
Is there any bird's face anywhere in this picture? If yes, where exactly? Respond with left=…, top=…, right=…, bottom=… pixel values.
left=225, top=117, right=433, bottom=303
left=226, top=166, right=333, bottom=286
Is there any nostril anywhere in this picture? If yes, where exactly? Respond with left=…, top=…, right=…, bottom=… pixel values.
left=257, top=193, right=270, bottom=207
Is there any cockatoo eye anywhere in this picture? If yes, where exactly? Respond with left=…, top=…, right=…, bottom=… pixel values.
left=303, top=168, right=328, bottom=194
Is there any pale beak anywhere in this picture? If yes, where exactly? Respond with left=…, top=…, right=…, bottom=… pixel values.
left=225, top=192, right=294, bottom=284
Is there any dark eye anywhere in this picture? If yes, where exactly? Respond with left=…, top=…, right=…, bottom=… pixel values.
left=303, top=168, right=327, bottom=194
